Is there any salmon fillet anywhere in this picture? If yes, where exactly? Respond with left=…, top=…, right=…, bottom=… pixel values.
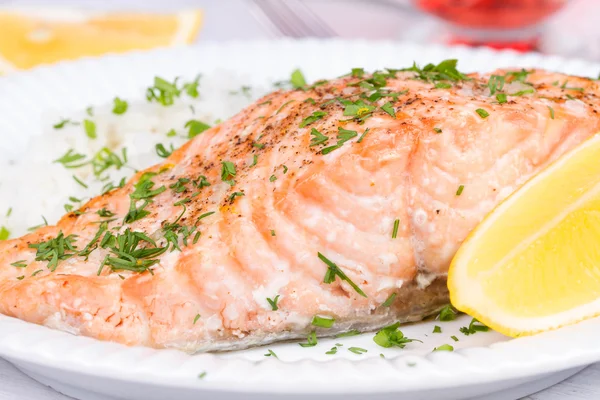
left=1, top=62, right=599, bottom=352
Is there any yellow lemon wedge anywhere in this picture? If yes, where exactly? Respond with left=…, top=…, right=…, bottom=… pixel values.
left=449, top=133, right=600, bottom=337
left=0, top=8, right=203, bottom=72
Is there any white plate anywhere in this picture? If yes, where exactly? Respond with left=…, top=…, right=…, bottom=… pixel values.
left=1, top=40, right=600, bottom=400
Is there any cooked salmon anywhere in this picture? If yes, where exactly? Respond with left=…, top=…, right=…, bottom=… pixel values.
left=1, top=62, right=599, bottom=352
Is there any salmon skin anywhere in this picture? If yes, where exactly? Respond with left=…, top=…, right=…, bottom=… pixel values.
left=1, top=61, right=599, bottom=352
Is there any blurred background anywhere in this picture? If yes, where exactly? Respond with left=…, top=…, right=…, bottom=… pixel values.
left=0, top=0, right=598, bottom=75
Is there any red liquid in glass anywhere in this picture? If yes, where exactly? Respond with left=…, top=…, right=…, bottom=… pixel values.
left=415, top=0, right=567, bottom=51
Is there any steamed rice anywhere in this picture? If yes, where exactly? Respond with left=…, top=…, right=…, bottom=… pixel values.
left=0, top=71, right=272, bottom=240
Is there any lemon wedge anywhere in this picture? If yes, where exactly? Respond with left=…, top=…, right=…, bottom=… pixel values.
left=449, top=133, right=600, bottom=337
left=0, top=8, right=203, bottom=72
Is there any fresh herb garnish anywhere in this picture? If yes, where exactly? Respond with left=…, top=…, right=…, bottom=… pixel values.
left=456, top=185, right=464, bottom=196
left=475, top=108, right=489, bottom=119
left=321, top=127, right=358, bottom=155
left=277, top=99, right=295, bottom=114
left=53, top=118, right=78, bottom=130
left=291, top=69, right=307, bottom=89
left=10, top=260, right=27, bottom=268
left=319, top=252, right=367, bottom=297
left=269, top=175, right=277, bottom=182
left=382, top=292, right=396, bottom=307
left=309, top=128, right=328, bottom=147
left=185, top=120, right=211, bottom=138
left=392, top=219, right=400, bottom=238
left=54, top=149, right=87, bottom=169
left=403, top=59, right=469, bottom=85
left=83, top=119, right=97, bottom=139
left=0, top=226, right=9, bottom=240
left=299, top=111, right=327, bottom=128
left=29, top=232, right=78, bottom=271
left=357, top=128, right=370, bottom=143
left=264, top=349, right=278, bottom=358
left=229, top=192, right=245, bottom=201
left=326, top=346, right=338, bottom=355
left=270, top=229, right=276, bottom=236
left=299, top=331, right=318, bottom=347
left=155, top=143, right=174, bottom=158
left=451, top=335, right=459, bottom=342
left=548, top=106, right=555, bottom=119
left=193, top=314, right=201, bottom=324
left=381, top=102, right=396, bottom=118
left=146, top=76, right=181, bottom=106
left=373, top=322, right=420, bottom=348
left=438, top=305, right=457, bottom=321
left=433, top=325, right=442, bottom=333
left=112, top=97, right=128, bottom=115
left=433, top=344, right=454, bottom=352
left=97, top=228, right=167, bottom=274
left=221, top=161, right=236, bottom=185
left=183, top=74, right=201, bottom=98
left=348, top=347, right=367, bottom=355
left=72, top=175, right=88, bottom=188
left=267, top=295, right=280, bottom=311
left=311, top=315, right=335, bottom=329
left=433, top=127, right=442, bottom=134
left=487, top=75, right=505, bottom=95
left=459, top=318, right=489, bottom=335
left=496, top=93, right=507, bottom=104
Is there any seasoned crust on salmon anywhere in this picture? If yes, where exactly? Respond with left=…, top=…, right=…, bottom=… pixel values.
left=1, top=64, right=599, bottom=352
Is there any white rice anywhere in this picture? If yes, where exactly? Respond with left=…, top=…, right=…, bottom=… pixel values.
left=0, top=71, right=273, bottom=239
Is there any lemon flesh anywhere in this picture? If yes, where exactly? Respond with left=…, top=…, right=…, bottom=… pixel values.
left=449, top=133, right=600, bottom=337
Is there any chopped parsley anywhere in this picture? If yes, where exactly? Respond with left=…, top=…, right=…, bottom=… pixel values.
left=311, top=315, right=335, bottom=329
left=487, top=74, right=505, bottom=95
left=433, top=344, right=454, bottom=352
left=97, top=208, right=115, bottom=218
left=72, top=175, right=88, bottom=188
left=348, top=347, right=367, bottom=355
left=264, top=349, right=278, bottom=358
left=269, top=175, right=277, bottom=182
left=438, top=305, right=457, bottom=321
left=10, top=260, right=27, bottom=268
left=496, top=93, right=507, bottom=104
left=321, top=127, right=358, bottom=155
left=0, top=226, right=9, bottom=240
left=155, top=143, right=174, bottom=158
left=459, top=318, right=489, bottom=336
left=382, top=292, right=397, bottom=307
left=326, top=346, right=338, bottom=355
left=270, top=229, right=276, bottom=236
left=291, top=69, right=307, bottom=89
left=146, top=76, right=181, bottom=106
left=456, top=185, right=464, bottom=196
left=373, top=322, right=420, bottom=348
left=299, top=111, right=327, bottom=128
left=433, top=127, right=442, bottom=134
left=112, top=97, right=128, bottom=114
left=357, top=128, right=370, bottom=143
left=548, top=106, right=555, bottom=119
left=229, top=191, right=245, bottom=201
left=309, top=128, right=328, bottom=147
left=198, top=372, right=207, bottom=379
left=83, top=119, right=97, bottom=139
left=185, top=120, right=211, bottom=138
left=183, top=74, right=201, bottom=98
left=54, top=149, right=87, bottom=168
left=451, top=335, right=459, bottom=342
left=193, top=314, right=201, bottom=324
left=433, top=325, right=442, bottom=333
left=53, top=118, right=78, bottom=130
left=221, top=161, right=236, bottom=185
left=299, top=331, right=318, bottom=347
left=319, top=252, right=367, bottom=297
left=277, top=99, right=295, bottom=114
left=381, top=102, right=396, bottom=118
left=475, top=108, right=489, bottom=119
left=267, top=295, right=280, bottom=311
left=402, top=59, right=469, bottom=85
left=392, top=219, right=400, bottom=238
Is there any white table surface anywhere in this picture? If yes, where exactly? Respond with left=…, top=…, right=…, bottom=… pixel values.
left=1, top=0, right=600, bottom=399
